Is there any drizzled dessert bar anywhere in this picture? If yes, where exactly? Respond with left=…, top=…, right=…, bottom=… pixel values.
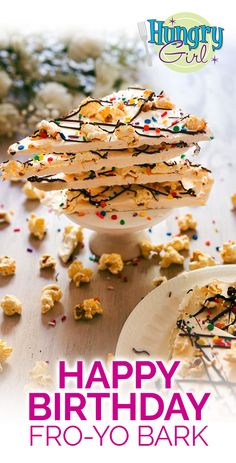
left=1, top=87, right=214, bottom=214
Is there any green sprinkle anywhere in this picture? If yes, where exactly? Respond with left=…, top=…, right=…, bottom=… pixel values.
left=59, top=203, right=64, bottom=208
left=207, top=323, right=214, bottom=331
left=173, top=125, right=180, bottom=132
left=34, top=155, right=40, bottom=161
left=112, top=167, right=116, bottom=171
left=180, top=154, right=185, bottom=159
left=79, top=114, right=82, bottom=118
left=120, top=219, right=125, bottom=225
left=83, top=136, right=87, bottom=141
left=210, top=136, right=214, bottom=140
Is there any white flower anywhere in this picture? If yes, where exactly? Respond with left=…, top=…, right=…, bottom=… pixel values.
left=0, top=103, right=21, bottom=137
left=34, top=82, right=72, bottom=115
left=68, top=35, right=104, bottom=62
left=0, top=70, right=12, bottom=99
left=93, top=61, right=121, bottom=98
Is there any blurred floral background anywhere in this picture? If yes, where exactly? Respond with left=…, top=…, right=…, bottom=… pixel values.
left=0, top=33, right=142, bottom=137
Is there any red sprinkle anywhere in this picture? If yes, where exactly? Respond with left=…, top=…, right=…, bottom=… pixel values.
left=96, top=212, right=104, bottom=219
left=172, top=191, right=177, bottom=197
left=155, top=128, right=160, bottom=134
left=111, top=214, right=118, bottom=220
left=161, top=111, right=167, bottom=117
left=205, top=240, right=211, bottom=246
left=13, top=228, right=21, bottom=232
left=143, top=124, right=149, bottom=131
left=61, top=315, right=67, bottom=322
left=100, top=200, right=107, bottom=208
left=47, top=157, right=53, bottom=162
left=39, top=130, right=47, bottom=138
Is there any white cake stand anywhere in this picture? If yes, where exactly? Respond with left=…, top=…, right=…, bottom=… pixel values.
left=43, top=190, right=171, bottom=260
left=66, top=209, right=171, bottom=260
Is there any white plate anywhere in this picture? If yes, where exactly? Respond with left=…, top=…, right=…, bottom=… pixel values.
left=115, top=265, right=236, bottom=360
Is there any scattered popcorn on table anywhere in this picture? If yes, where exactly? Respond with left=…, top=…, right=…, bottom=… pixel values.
left=22, top=181, right=45, bottom=200
left=152, top=275, right=167, bottom=287
left=160, top=246, right=185, bottom=268
left=98, top=253, right=124, bottom=274
left=178, top=213, right=197, bottom=232
left=39, top=254, right=56, bottom=270
left=139, top=240, right=163, bottom=259
left=220, top=240, right=236, bottom=263
left=168, top=234, right=190, bottom=252
left=189, top=250, right=217, bottom=270
left=73, top=298, right=103, bottom=321
left=58, top=225, right=83, bottom=263
left=68, top=260, right=93, bottom=287
left=0, top=294, right=22, bottom=316
left=0, top=255, right=16, bottom=276
left=0, top=339, right=13, bottom=371
left=41, top=284, right=63, bottom=314
left=0, top=210, right=11, bottom=224
left=28, top=213, right=46, bottom=240
left=231, top=193, right=236, bottom=209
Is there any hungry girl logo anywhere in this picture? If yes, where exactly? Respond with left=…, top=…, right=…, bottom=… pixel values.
left=139, top=12, right=224, bottom=72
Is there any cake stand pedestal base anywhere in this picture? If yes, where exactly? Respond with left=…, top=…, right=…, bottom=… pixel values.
left=89, top=229, right=150, bottom=260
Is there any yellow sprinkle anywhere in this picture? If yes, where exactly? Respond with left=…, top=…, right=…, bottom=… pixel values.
left=213, top=336, right=219, bottom=342
left=75, top=130, right=79, bottom=136
left=139, top=211, right=147, bottom=217
left=129, top=98, right=135, bottom=105
left=125, top=117, right=131, bottom=123
left=162, top=119, right=168, bottom=124
left=197, top=338, right=206, bottom=346
left=39, top=154, right=44, bottom=161
left=167, top=194, right=173, bottom=200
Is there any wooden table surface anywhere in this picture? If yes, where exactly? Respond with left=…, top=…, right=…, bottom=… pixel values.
left=0, top=58, right=235, bottom=391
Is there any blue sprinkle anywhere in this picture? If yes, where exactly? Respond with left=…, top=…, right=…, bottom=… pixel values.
left=57, top=228, right=61, bottom=232
left=18, top=145, right=25, bottom=150
left=60, top=132, right=66, bottom=140
left=192, top=233, right=198, bottom=240
left=100, top=210, right=106, bottom=216
left=148, top=228, right=152, bottom=233
left=152, top=117, right=157, bottom=122
left=216, top=246, right=220, bottom=252
left=166, top=232, right=172, bottom=236
left=144, top=118, right=151, bottom=124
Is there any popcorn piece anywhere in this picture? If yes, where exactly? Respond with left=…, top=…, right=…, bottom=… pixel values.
left=28, top=360, right=54, bottom=389
left=81, top=123, right=107, bottom=141
left=168, top=235, right=190, bottom=252
left=220, top=241, right=236, bottom=264
left=231, top=193, right=236, bottom=209
left=0, top=339, right=13, bottom=369
left=39, top=254, right=56, bottom=270
left=0, top=256, right=16, bottom=276
left=58, top=225, right=83, bottom=263
left=73, top=298, right=103, bottom=321
left=115, top=124, right=139, bottom=145
left=22, top=181, right=45, bottom=200
left=98, top=253, right=124, bottom=274
left=28, top=213, right=46, bottom=240
left=139, top=240, right=163, bottom=259
left=160, top=246, right=184, bottom=268
left=0, top=295, right=22, bottom=316
left=41, top=284, right=63, bottom=314
left=178, top=213, right=197, bottom=232
left=152, top=275, right=167, bottom=287
left=0, top=210, right=11, bottom=224
left=184, top=115, right=206, bottom=132
left=189, top=250, right=217, bottom=270
left=68, top=260, right=93, bottom=287
left=79, top=98, right=103, bottom=118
